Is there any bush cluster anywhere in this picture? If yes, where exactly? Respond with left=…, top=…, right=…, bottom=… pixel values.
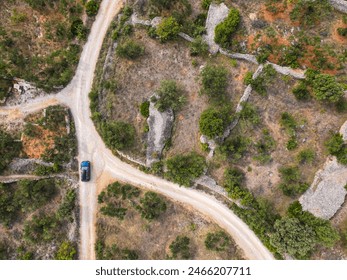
left=0, top=129, right=22, bottom=174
left=140, top=101, right=150, bottom=118
left=253, top=129, right=276, bottom=164
left=205, top=231, right=231, bottom=252
left=303, top=70, right=344, bottom=103
left=169, top=236, right=191, bottom=260
left=324, top=133, right=347, bottom=165
left=153, top=80, right=186, bottom=112
left=156, top=17, right=181, bottom=42
left=98, top=182, right=140, bottom=220
left=136, top=191, right=167, bottom=220
left=199, top=106, right=233, bottom=139
left=0, top=179, right=58, bottom=226
left=337, top=28, right=347, bottom=37
left=297, top=149, right=315, bottom=164
left=278, top=166, right=308, bottom=197
left=214, top=8, right=240, bottom=48
left=85, top=0, right=100, bottom=17
left=239, top=102, right=260, bottom=125
left=270, top=201, right=340, bottom=259
left=100, top=121, right=135, bottom=151
left=289, top=0, right=332, bottom=27
left=95, top=240, right=138, bottom=260
left=55, top=241, right=77, bottom=260
left=292, top=81, right=310, bottom=101
left=249, top=65, right=276, bottom=96
left=165, top=152, right=206, bottom=187
left=190, top=36, right=209, bottom=56
left=200, top=65, right=228, bottom=100
left=217, top=135, right=249, bottom=162
left=116, top=40, right=145, bottom=60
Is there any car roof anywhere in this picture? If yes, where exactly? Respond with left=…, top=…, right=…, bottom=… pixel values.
left=81, top=161, right=90, bottom=167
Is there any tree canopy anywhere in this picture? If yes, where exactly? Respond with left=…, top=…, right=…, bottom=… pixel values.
left=270, top=216, right=317, bottom=258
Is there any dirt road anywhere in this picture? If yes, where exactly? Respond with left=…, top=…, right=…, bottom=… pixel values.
left=1, top=0, right=274, bottom=260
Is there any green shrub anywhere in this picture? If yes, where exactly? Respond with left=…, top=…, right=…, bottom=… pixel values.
left=24, top=214, right=60, bottom=243
left=136, top=191, right=167, bottom=220
left=150, top=0, right=176, bottom=9
left=230, top=198, right=281, bottom=257
left=0, top=78, right=11, bottom=100
left=16, top=246, right=34, bottom=260
left=95, top=240, right=138, bottom=260
left=205, top=231, right=231, bottom=251
left=223, top=168, right=248, bottom=200
left=165, top=152, right=206, bottom=187
left=270, top=216, right=316, bottom=258
left=214, top=8, right=240, bottom=48
left=33, top=163, right=61, bottom=176
left=0, top=183, right=18, bottom=226
left=101, top=204, right=127, bottom=220
left=105, top=182, right=140, bottom=200
left=201, top=0, right=212, bottom=10
left=243, top=72, right=253, bottom=85
left=100, top=121, right=135, bottom=151
left=337, top=147, right=347, bottom=165
left=116, top=40, right=144, bottom=60
left=278, top=44, right=303, bottom=68
left=122, top=24, right=133, bottom=36
left=297, top=149, right=315, bottom=164
left=15, top=179, right=57, bottom=212
left=218, top=135, right=249, bottom=162
left=57, top=189, right=76, bottom=221
left=282, top=201, right=340, bottom=258
left=85, top=0, right=100, bottom=17
left=151, top=161, right=164, bottom=175
left=325, top=133, right=344, bottom=156
left=256, top=47, right=271, bottom=63
left=140, top=101, right=150, bottom=118
left=278, top=166, right=308, bottom=197
left=286, top=136, right=298, bottom=151
left=41, top=105, right=67, bottom=131
left=182, top=12, right=207, bottom=37
left=289, top=0, right=332, bottom=27
left=156, top=17, right=181, bottom=42
left=154, top=80, right=185, bottom=112
left=311, top=74, right=344, bottom=103
left=25, top=0, right=46, bottom=10
left=190, top=36, right=209, bottom=56
left=239, top=102, right=260, bottom=125
left=337, top=27, right=347, bottom=37
left=70, top=19, right=87, bottom=39
left=169, top=236, right=191, bottom=259
left=292, top=81, right=310, bottom=100
left=280, top=112, right=297, bottom=134
left=250, top=65, right=276, bottom=96
left=23, top=123, right=40, bottom=138
left=335, top=97, right=347, bottom=113
left=0, top=241, right=10, bottom=260
left=55, top=241, right=77, bottom=260
left=0, top=129, right=22, bottom=173
left=200, top=65, right=228, bottom=99
left=199, top=107, right=233, bottom=138
left=253, top=129, right=276, bottom=164
left=41, top=129, right=77, bottom=165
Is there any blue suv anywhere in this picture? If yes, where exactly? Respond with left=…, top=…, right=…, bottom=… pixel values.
left=81, top=161, right=91, bottom=182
